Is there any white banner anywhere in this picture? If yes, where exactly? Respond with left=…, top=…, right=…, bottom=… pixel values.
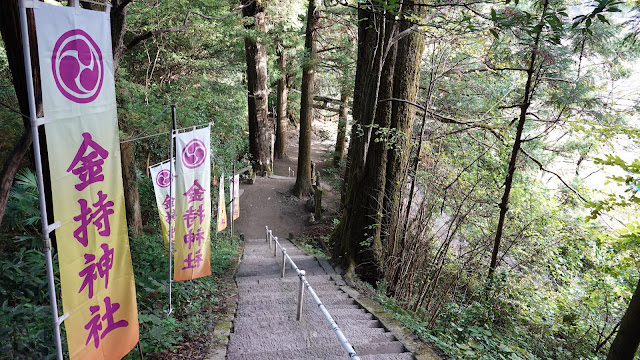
left=231, top=174, right=239, bottom=220
left=217, top=175, right=227, bottom=232
left=34, top=3, right=138, bottom=359
left=174, top=126, right=212, bottom=281
left=149, top=160, right=175, bottom=247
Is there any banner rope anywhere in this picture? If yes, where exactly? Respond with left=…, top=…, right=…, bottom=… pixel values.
left=121, top=104, right=170, bottom=143
left=120, top=123, right=210, bottom=144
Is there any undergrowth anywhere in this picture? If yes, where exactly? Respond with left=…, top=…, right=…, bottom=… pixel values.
left=126, top=230, right=239, bottom=357
left=296, top=234, right=330, bottom=259
left=0, top=168, right=239, bottom=358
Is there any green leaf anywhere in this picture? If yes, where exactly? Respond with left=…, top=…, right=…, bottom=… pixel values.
left=597, top=14, right=609, bottom=24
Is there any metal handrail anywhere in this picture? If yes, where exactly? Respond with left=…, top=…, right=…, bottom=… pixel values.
left=265, top=226, right=360, bottom=360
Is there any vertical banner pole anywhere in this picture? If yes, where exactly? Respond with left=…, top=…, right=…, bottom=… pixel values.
left=18, top=2, right=64, bottom=359
left=168, top=104, right=177, bottom=316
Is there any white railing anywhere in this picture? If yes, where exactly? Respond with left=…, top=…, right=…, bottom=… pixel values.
left=265, top=226, right=360, bottom=360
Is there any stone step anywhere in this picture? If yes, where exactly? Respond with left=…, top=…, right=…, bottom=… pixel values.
left=235, top=274, right=333, bottom=284
left=228, top=232, right=415, bottom=360
left=236, top=286, right=344, bottom=297
left=230, top=325, right=387, bottom=340
left=238, top=282, right=340, bottom=293
left=235, top=304, right=368, bottom=318
left=235, top=269, right=327, bottom=278
left=232, top=309, right=374, bottom=321
left=228, top=331, right=395, bottom=353
left=356, top=341, right=407, bottom=356
left=226, top=340, right=407, bottom=360
left=235, top=296, right=357, bottom=307
left=232, top=318, right=383, bottom=331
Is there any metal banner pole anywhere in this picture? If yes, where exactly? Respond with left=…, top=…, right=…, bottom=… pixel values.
left=18, top=2, right=65, bottom=358
left=168, top=104, right=177, bottom=316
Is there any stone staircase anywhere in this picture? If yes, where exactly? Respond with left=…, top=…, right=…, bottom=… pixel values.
left=227, top=237, right=415, bottom=359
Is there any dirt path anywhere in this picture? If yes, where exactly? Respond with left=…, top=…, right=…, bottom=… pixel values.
left=233, top=119, right=339, bottom=241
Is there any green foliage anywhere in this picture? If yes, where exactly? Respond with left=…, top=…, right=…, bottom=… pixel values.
left=3, top=169, right=40, bottom=230
left=296, top=234, right=330, bottom=258
left=122, top=230, right=239, bottom=356
left=2, top=169, right=41, bottom=250
left=0, top=249, right=63, bottom=359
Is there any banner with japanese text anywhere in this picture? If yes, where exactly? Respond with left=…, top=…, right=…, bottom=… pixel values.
left=174, top=127, right=212, bottom=281
left=34, top=3, right=139, bottom=359
left=149, top=160, right=175, bottom=247
left=231, top=174, right=239, bottom=220
left=217, top=175, right=227, bottom=232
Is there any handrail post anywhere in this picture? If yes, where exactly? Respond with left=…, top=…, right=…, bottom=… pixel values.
left=296, top=270, right=306, bottom=321
left=281, top=249, right=287, bottom=278
left=274, top=236, right=278, bottom=257
left=266, top=226, right=269, bottom=244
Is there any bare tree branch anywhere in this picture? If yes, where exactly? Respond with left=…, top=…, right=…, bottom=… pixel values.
left=519, top=147, right=588, bottom=202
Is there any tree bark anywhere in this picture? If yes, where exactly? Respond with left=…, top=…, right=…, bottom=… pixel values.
left=243, top=1, right=271, bottom=173
left=488, top=0, right=548, bottom=279
left=333, top=91, right=349, bottom=164
left=108, top=0, right=144, bottom=234
left=0, top=131, right=32, bottom=228
left=120, top=142, right=142, bottom=233
left=293, top=0, right=320, bottom=197
left=331, top=3, right=398, bottom=283
left=274, top=49, right=288, bottom=159
left=607, top=278, right=640, bottom=359
left=382, top=1, right=426, bottom=260
left=110, top=0, right=128, bottom=77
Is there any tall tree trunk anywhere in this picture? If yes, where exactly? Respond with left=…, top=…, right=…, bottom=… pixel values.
left=110, top=0, right=128, bottom=77
left=274, top=49, right=289, bottom=159
left=331, top=3, right=398, bottom=282
left=382, top=1, right=426, bottom=258
left=607, top=279, right=640, bottom=359
left=488, top=0, right=548, bottom=279
left=0, top=131, right=32, bottom=228
left=243, top=1, right=271, bottom=173
left=333, top=90, right=349, bottom=165
left=110, top=0, right=143, bottom=234
left=120, top=142, right=142, bottom=233
left=293, top=0, right=319, bottom=197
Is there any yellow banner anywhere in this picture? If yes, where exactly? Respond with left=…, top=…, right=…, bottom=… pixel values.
left=217, top=175, right=228, bottom=232
left=174, top=127, right=212, bottom=281
left=231, top=174, right=239, bottom=220
left=34, top=3, right=138, bottom=359
left=149, top=160, right=175, bottom=247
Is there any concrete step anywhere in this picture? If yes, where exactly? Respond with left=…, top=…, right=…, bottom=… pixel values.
left=234, top=304, right=369, bottom=318
left=231, top=309, right=375, bottom=321
left=234, top=296, right=357, bottom=307
left=226, top=340, right=407, bottom=360
left=232, top=318, right=383, bottom=331
left=237, top=289, right=347, bottom=299
left=228, top=332, right=396, bottom=353
left=228, top=233, right=415, bottom=360
left=238, top=283, right=340, bottom=293
left=231, top=325, right=387, bottom=340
